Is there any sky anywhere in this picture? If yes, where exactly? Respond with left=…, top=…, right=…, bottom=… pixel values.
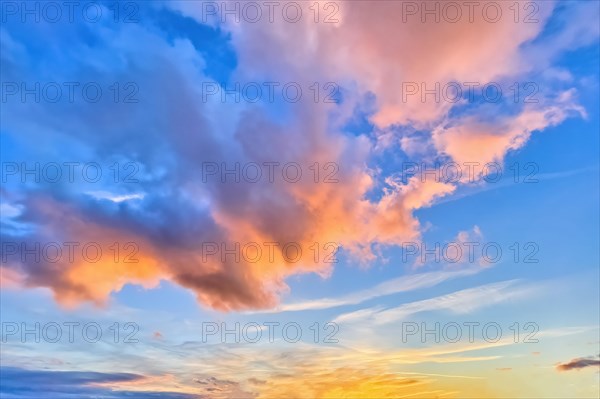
left=0, top=0, right=599, bottom=398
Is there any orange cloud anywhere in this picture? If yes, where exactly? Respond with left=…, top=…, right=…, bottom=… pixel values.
left=4, top=1, right=592, bottom=313
left=432, top=92, right=586, bottom=166
left=207, top=1, right=555, bottom=128
left=10, top=197, right=163, bottom=307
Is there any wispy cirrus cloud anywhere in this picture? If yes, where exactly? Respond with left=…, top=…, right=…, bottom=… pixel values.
left=254, top=267, right=482, bottom=313
left=333, top=280, right=534, bottom=325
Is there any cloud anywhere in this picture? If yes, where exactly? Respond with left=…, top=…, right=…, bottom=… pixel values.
left=333, top=280, right=533, bottom=325
left=194, top=376, right=256, bottom=398
left=0, top=266, right=25, bottom=289
left=1, top=1, right=596, bottom=311
left=0, top=367, right=198, bottom=399
left=256, top=267, right=481, bottom=313
left=2, top=196, right=164, bottom=307
left=255, top=367, right=429, bottom=399
left=411, top=225, right=485, bottom=269
left=431, top=90, right=586, bottom=166
left=0, top=9, right=424, bottom=311
left=156, top=339, right=504, bottom=397
left=204, top=1, right=556, bottom=127
left=556, top=355, right=600, bottom=372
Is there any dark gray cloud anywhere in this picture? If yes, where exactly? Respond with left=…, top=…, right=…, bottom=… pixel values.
left=193, top=376, right=257, bottom=398
left=556, top=355, right=600, bottom=371
left=0, top=367, right=199, bottom=398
